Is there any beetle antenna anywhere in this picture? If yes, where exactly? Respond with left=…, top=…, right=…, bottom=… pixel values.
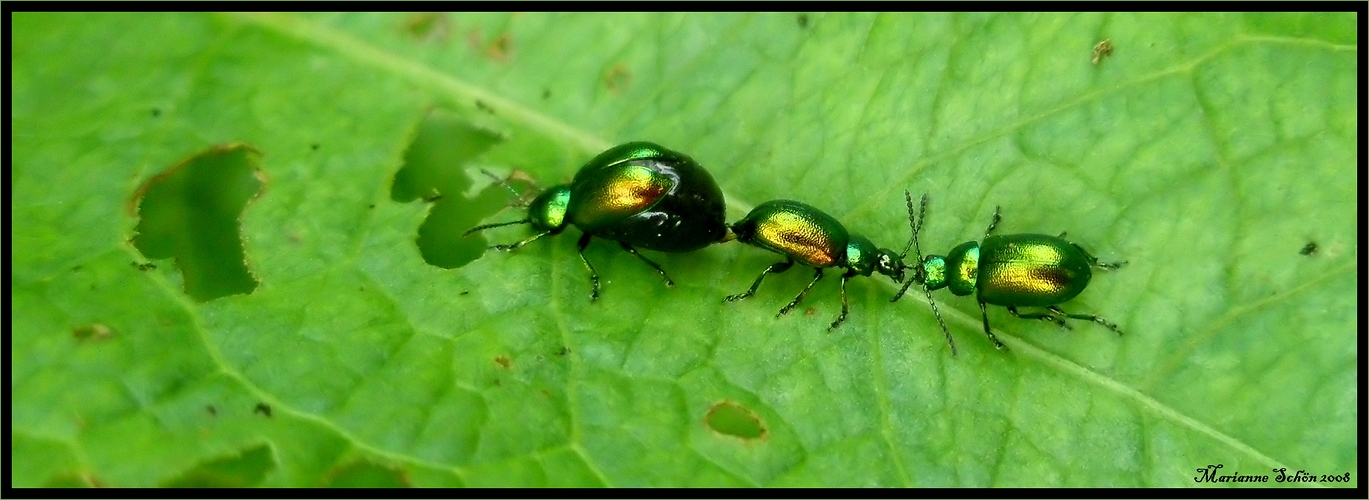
left=481, top=169, right=532, bottom=208
left=463, top=218, right=531, bottom=237
left=895, top=191, right=957, bottom=356
left=898, top=191, right=918, bottom=261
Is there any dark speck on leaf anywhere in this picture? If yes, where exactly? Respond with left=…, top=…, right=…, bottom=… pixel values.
left=460, top=290, right=470, bottom=296
left=476, top=100, right=495, bottom=113
left=542, top=88, right=551, bottom=99
left=254, top=402, right=273, bottom=417
left=369, top=204, right=376, bottom=209
left=1299, top=241, right=1318, bottom=256
left=151, top=108, right=162, bottom=117
left=206, top=405, right=217, bottom=416
left=556, top=346, right=571, bottom=356
left=311, top=143, right=320, bottom=151
left=797, top=13, right=809, bottom=28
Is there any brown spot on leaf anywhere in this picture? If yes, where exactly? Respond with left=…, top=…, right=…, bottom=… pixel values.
left=494, top=355, right=512, bottom=369
left=403, top=12, right=452, bottom=43
left=487, top=33, right=511, bottom=61
left=73, top=323, right=114, bottom=341
left=1092, top=38, right=1113, bottom=65
left=604, top=64, right=631, bottom=94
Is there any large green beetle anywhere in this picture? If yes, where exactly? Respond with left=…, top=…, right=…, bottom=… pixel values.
left=894, top=192, right=1126, bottom=354
left=465, top=141, right=729, bottom=300
left=725, top=198, right=914, bottom=330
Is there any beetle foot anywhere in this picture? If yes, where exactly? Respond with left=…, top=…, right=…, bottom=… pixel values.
left=827, top=317, right=846, bottom=331
left=724, top=292, right=751, bottom=303
left=1096, top=319, right=1124, bottom=336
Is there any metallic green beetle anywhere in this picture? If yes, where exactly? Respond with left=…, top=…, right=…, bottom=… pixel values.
left=725, top=199, right=914, bottom=330
left=465, top=141, right=729, bottom=301
left=894, top=192, right=1125, bottom=354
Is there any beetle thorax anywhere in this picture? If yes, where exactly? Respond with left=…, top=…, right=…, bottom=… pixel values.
left=528, top=185, right=572, bottom=233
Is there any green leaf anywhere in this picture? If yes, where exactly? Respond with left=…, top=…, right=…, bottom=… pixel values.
left=11, top=12, right=1356, bottom=488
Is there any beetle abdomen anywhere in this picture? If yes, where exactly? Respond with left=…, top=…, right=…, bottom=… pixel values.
left=732, top=200, right=849, bottom=267
left=568, top=142, right=727, bottom=252
left=977, top=234, right=1092, bottom=306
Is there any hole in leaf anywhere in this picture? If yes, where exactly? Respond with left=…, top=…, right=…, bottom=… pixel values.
left=391, top=108, right=510, bottom=269
left=705, top=401, right=767, bottom=440
left=161, top=444, right=275, bottom=487
left=323, top=461, right=410, bottom=488
left=129, top=143, right=265, bottom=302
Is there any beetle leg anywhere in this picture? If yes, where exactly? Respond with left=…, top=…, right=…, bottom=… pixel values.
left=984, top=206, right=1002, bottom=238
left=725, top=258, right=794, bottom=303
left=1047, top=305, right=1124, bottom=336
left=619, top=243, right=674, bottom=288
left=490, top=230, right=551, bottom=251
left=978, top=301, right=1008, bottom=350
left=1068, top=241, right=1127, bottom=270
left=778, top=267, right=824, bottom=317
left=1007, top=305, right=1071, bottom=330
left=828, top=269, right=859, bottom=331
left=576, top=233, right=601, bottom=302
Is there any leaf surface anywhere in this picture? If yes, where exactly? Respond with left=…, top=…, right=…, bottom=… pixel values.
left=10, top=12, right=1357, bottom=487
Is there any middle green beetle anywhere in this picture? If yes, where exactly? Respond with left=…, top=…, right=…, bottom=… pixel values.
left=464, top=141, right=729, bottom=301
left=725, top=198, right=914, bottom=330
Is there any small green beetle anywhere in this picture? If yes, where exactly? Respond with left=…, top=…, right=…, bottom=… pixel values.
left=894, top=192, right=1125, bottom=354
left=464, top=141, right=729, bottom=301
left=725, top=199, right=913, bottom=330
